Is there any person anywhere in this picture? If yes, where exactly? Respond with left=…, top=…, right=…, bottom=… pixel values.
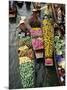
left=33, top=3, right=41, bottom=18
left=17, top=17, right=31, bottom=37
left=28, top=9, right=41, bottom=27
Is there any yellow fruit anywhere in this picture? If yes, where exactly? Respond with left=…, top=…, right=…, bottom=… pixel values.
left=42, top=19, right=54, bottom=57
left=32, top=28, right=41, bottom=31
left=18, top=45, right=29, bottom=57
left=19, top=56, right=32, bottom=64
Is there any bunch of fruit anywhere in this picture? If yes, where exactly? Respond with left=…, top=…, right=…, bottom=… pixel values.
left=18, top=46, right=34, bottom=60
left=17, top=36, right=32, bottom=48
left=42, top=19, right=54, bottom=57
left=19, top=56, right=32, bottom=64
left=18, top=45, right=29, bottom=57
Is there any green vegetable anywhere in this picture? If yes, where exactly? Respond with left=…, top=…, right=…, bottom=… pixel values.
left=19, top=61, right=34, bottom=88
left=54, top=34, right=65, bottom=56
left=17, top=36, right=32, bottom=48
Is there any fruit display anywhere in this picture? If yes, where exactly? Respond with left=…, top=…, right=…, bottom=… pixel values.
left=17, top=36, right=32, bottom=48
left=30, top=28, right=42, bottom=37
left=9, top=1, right=66, bottom=88
left=54, top=18, right=65, bottom=85
left=54, top=31, right=65, bottom=69
left=32, top=37, right=44, bottom=50
left=30, top=27, right=44, bottom=60
left=54, top=35, right=65, bottom=56
left=16, top=20, right=35, bottom=88
left=19, top=61, right=34, bottom=88
left=18, top=47, right=34, bottom=88
left=18, top=45, right=28, bottom=57
left=42, top=19, right=54, bottom=58
left=19, top=56, right=32, bottom=64
left=42, top=4, right=54, bottom=66
left=18, top=46, right=34, bottom=60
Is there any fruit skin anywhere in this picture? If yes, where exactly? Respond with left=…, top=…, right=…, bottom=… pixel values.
left=42, top=19, right=54, bottom=58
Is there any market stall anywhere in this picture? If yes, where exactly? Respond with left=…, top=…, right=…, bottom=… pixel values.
left=16, top=18, right=35, bottom=88
left=9, top=2, right=65, bottom=88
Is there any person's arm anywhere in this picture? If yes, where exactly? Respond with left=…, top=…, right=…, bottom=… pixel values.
left=25, top=17, right=32, bottom=31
